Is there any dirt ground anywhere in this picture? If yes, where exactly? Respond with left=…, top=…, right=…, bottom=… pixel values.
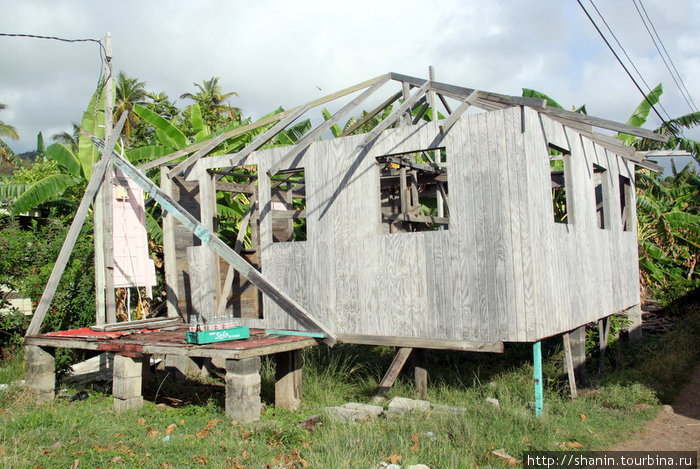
left=609, top=363, right=700, bottom=453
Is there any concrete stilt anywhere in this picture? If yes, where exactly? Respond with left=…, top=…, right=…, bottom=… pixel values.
left=24, top=345, right=55, bottom=402
left=569, top=325, right=587, bottom=387
left=413, top=348, right=428, bottom=400
left=113, top=354, right=143, bottom=412
left=627, top=304, right=643, bottom=344
left=225, top=357, right=261, bottom=422
left=275, top=350, right=302, bottom=411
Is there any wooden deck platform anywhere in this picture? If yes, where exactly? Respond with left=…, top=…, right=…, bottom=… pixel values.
left=24, top=326, right=320, bottom=421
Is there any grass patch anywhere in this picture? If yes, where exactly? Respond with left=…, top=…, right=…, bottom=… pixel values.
left=0, top=299, right=697, bottom=468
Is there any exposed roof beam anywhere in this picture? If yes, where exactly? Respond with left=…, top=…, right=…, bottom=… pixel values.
left=540, top=107, right=668, bottom=143
left=340, top=91, right=402, bottom=137
left=439, top=90, right=480, bottom=133
left=168, top=105, right=310, bottom=178
left=268, top=75, right=391, bottom=175
left=139, top=73, right=392, bottom=171
left=635, top=158, right=664, bottom=172
left=361, top=81, right=431, bottom=147
left=390, top=72, right=547, bottom=109
left=644, top=150, right=692, bottom=157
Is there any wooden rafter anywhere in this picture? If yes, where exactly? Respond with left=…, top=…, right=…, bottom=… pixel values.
left=361, top=81, right=431, bottom=146
left=340, top=91, right=402, bottom=137
left=142, top=74, right=391, bottom=173
left=267, top=75, right=391, bottom=175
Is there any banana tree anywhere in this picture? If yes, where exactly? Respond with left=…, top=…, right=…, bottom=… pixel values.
left=0, top=87, right=105, bottom=214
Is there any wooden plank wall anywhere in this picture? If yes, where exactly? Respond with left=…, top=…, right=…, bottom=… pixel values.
left=198, top=106, right=640, bottom=343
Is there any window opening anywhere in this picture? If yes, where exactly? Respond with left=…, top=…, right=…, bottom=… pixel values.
left=270, top=168, right=306, bottom=242
left=619, top=174, right=633, bottom=231
left=549, top=146, right=569, bottom=224
left=213, top=165, right=262, bottom=320
left=593, top=164, right=608, bottom=229
left=376, top=148, right=448, bottom=234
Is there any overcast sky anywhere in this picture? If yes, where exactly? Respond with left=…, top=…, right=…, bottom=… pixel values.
left=1, top=0, right=698, bottom=154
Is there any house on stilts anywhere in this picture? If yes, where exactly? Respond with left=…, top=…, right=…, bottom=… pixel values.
left=24, top=72, right=667, bottom=420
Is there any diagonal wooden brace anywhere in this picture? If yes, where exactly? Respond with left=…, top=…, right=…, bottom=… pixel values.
left=109, top=151, right=336, bottom=346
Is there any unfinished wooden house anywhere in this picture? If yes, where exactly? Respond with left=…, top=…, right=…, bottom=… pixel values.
left=25, top=72, right=666, bottom=419
left=155, top=72, right=662, bottom=349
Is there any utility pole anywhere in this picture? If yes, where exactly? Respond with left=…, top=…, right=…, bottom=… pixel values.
left=95, top=32, right=116, bottom=324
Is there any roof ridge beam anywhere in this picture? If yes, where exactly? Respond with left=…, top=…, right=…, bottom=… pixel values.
left=389, top=72, right=546, bottom=109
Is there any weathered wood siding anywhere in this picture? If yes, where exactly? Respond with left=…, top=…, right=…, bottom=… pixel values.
left=205, top=106, right=639, bottom=343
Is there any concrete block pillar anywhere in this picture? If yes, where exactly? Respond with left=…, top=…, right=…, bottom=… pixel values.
left=225, top=357, right=261, bottom=423
left=413, top=349, right=428, bottom=400
left=626, top=304, right=643, bottom=344
left=24, top=345, right=55, bottom=402
left=275, top=350, right=302, bottom=411
left=569, top=325, right=587, bottom=387
left=113, top=354, right=143, bottom=412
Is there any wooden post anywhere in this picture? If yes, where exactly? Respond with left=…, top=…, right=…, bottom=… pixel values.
left=533, top=341, right=543, bottom=417
left=413, top=348, right=428, bottom=400
left=428, top=66, right=444, bottom=221
left=598, top=316, right=611, bottom=377
left=95, top=32, right=116, bottom=325
left=160, top=169, right=180, bottom=318
left=275, top=350, right=302, bottom=411
left=372, top=347, right=413, bottom=402
left=562, top=332, right=578, bottom=398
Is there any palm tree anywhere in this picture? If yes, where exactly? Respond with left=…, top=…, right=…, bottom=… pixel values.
left=114, top=71, right=147, bottom=143
left=0, top=103, right=20, bottom=166
left=51, top=123, right=81, bottom=155
left=180, top=77, right=240, bottom=128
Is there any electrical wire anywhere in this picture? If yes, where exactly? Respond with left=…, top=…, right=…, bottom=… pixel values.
left=0, top=32, right=111, bottom=103
left=633, top=0, right=699, bottom=113
left=587, top=0, right=673, bottom=121
left=577, top=0, right=668, bottom=126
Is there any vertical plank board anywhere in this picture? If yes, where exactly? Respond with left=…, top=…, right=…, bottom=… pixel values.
left=521, top=108, right=550, bottom=339
left=445, top=117, right=472, bottom=340
left=562, top=128, right=587, bottom=325
left=469, top=113, right=492, bottom=341
left=424, top=231, right=451, bottom=340
left=516, top=110, right=537, bottom=341
left=503, top=107, right=527, bottom=340
left=580, top=134, right=599, bottom=324
left=487, top=109, right=516, bottom=341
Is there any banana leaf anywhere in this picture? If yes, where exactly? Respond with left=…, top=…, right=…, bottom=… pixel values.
left=134, top=103, right=187, bottom=150
left=46, top=143, right=81, bottom=178
left=11, top=174, right=80, bottom=214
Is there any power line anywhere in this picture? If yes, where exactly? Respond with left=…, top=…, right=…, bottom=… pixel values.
left=0, top=32, right=111, bottom=104
left=633, top=0, right=699, bottom=113
left=577, top=0, right=668, bottom=126
left=587, top=0, right=673, bottom=121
